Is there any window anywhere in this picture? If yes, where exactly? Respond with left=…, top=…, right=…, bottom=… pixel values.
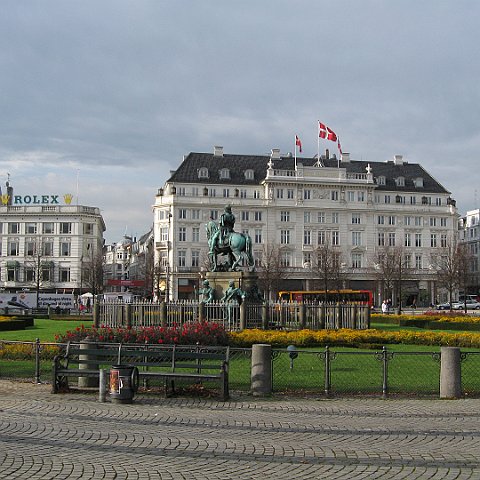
left=331, top=213, right=339, bottom=224
left=191, top=250, right=200, bottom=267
left=253, top=190, right=260, bottom=199
left=377, top=215, right=385, bottom=225
left=60, top=222, right=72, bottom=234
left=357, top=191, right=365, bottom=202
left=429, top=217, right=436, bottom=227
left=352, top=253, right=362, bottom=269
left=410, top=196, right=417, bottom=205
left=192, top=227, right=200, bottom=243
left=7, top=266, right=18, bottom=282
left=276, top=188, right=284, bottom=199
left=208, top=188, right=216, bottom=197
left=223, top=188, right=230, bottom=198
left=303, top=230, right=312, bottom=245
left=179, top=209, right=187, bottom=220
left=177, top=187, right=186, bottom=196
left=415, top=233, right=422, bottom=247
left=280, top=211, right=290, bottom=222
left=304, top=189, right=311, bottom=200
left=388, top=216, right=396, bottom=225
left=430, top=233, right=437, bottom=248
left=352, top=214, right=361, bottom=224
left=241, top=211, right=249, bottom=221
left=318, top=212, right=325, bottom=224
left=8, top=240, right=19, bottom=256
left=210, top=210, right=218, bottom=221
left=404, top=233, right=411, bottom=247
left=415, top=216, right=422, bottom=226
left=26, top=223, right=37, bottom=234
left=254, top=229, right=262, bottom=243
left=331, top=190, right=339, bottom=201
left=240, top=189, right=247, bottom=198
left=281, top=251, right=292, bottom=267
left=254, top=211, right=262, bottom=222
left=384, top=195, right=391, bottom=204
left=404, top=254, right=412, bottom=269
left=26, top=240, right=36, bottom=256
left=219, top=168, right=230, bottom=179
left=192, top=187, right=199, bottom=196
left=8, top=223, right=20, bottom=234
left=59, top=268, right=71, bottom=282
left=395, top=176, right=405, bottom=187
left=178, top=251, right=186, bottom=267
left=404, top=216, right=412, bottom=226
left=160, top=226, right=168, bottom=242
left=440, top=217, right=447, bottom=227
left=280, top=230, right=290, bottom=244
left=352, top=231, right=362, bottom=246
left=287, top=189, right=294, bottom=199
left=304, top=211, right=311, bottom=223
left=415, top=254, right=422, bottom=269
left=60, top=241, right=71, bottom=256
left=43, top=240, right=53, bottom=256
left=388, top=232, right=396, bottom=247
left=178, top=227, right=186, bottom=242
left=191, top=209, right=200, bottom=220
left=331, top=231, right=340, bottom=245
left=436, top=197, right=442, bottom=206
left=378, top=232, right=385, bottom=246
left=25, top=268, right=35, bottom=282
left=198, top=167, right=209, bottom=179
left=441, top=234, right=447, bottom=248
left=377, top=176, right=386, bottom=185
left=347, top=191, right=355, bottom=202
left=318, top=231, right=326, bottom=245
left=84, top=223, right=94, bottom=235
left=303, top=252, right=312, bottom=265
left=244, top=169, right=254, bottom=180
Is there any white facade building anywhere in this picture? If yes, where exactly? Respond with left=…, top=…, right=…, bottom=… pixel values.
left=0, top=181, right=105, bottom=296
left=459, top=209, right=480, bottom=295
left=153, top=147, right=459, bottom=305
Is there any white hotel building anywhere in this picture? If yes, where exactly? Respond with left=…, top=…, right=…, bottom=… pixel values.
left=153, top=146, right=459, bottom=305
left=0, top=181, right=105, bottom=295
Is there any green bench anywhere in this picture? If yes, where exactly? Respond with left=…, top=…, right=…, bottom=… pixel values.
left=52, top=342, right=230, bottom=400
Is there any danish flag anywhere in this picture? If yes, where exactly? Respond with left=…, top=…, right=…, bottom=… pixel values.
left=318, top=121, right=337, bottom=142
left=295, top=135, right=302, bottom=153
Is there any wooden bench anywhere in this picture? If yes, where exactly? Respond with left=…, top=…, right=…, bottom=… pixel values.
left=52, top=342, right=230, bottom=400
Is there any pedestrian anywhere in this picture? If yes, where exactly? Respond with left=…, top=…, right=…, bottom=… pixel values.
left=381, top=300, right=388, bottom=314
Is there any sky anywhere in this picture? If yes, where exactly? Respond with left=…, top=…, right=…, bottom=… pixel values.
left=1, top=1, right=480, bottom=244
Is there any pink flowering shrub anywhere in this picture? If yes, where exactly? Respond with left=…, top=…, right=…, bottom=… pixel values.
left=55, top=321, right=229, bottom=346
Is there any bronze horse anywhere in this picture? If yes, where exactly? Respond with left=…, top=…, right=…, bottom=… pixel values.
left=206, top=221, right=255, bottom=272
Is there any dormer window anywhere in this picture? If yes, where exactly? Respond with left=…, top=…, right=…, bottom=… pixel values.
left=219, top=168, right=230, bottom=180
left=414, top=177, right=424, bottom=188
left=395, top=176, right=405, bottom=187
left=377, top=176, right=386, bottom=185
left=198, top=167, right=209, bottom=179
left=244, top=169, right=254, bottom=180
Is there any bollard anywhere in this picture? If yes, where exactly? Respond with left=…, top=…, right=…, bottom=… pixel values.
left=251, top=344, right=272, bottom=396
left=78, top=337, right=98, bottom=388
left=440, top=347, right=462, bottom=399
left=99, top=369, right=107, bottom=402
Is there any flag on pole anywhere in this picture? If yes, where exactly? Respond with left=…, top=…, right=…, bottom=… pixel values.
left=318, top=121, right=337, bottom=142
left=295, top=135, right=302, bottom=153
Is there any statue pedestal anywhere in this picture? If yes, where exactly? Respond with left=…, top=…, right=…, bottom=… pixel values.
left=206, top=271, right=259, bottom=302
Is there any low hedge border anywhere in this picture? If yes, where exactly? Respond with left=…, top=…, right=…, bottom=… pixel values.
left=0, top=316, right=34, bottom=331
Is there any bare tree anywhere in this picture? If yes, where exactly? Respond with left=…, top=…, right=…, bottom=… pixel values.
left=23, top=237, right=53, bottom=307
left=373, top=246, right=412, bottom=314
left=435, top=239, right=474, bottom=311
left=81, top=247, right=105, bottom=296
left=310, top=242, right=343, bottom=302
left=256, top=243, right=289, bottom=301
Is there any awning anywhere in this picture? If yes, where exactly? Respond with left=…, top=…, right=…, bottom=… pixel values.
left=6, top=261, right=20, bottom=268
left=41, top=261, right=55, bottom=267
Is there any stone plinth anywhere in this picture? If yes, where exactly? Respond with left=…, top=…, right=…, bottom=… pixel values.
left=205, top=271, right=259, bottom=302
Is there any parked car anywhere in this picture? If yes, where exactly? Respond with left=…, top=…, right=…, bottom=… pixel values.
left=452, top=300, right=480, bottom=310
left=436, top=302, right=453, bottom=310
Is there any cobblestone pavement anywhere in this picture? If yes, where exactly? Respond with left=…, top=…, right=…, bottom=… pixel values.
left=1, top=381, right=480, bottom=479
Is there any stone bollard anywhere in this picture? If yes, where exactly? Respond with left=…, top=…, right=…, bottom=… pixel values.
left=251, top=344, right=272, bottom=396
left=440, top=347, right=462, bottom=399
left=78, top=337, right=98, bottom=388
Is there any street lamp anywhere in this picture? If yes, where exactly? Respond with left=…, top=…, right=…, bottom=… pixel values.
left=165, top=212, right=172, bottom=302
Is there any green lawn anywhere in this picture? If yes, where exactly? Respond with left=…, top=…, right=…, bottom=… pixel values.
left=0, top=319, right=93, bottom=342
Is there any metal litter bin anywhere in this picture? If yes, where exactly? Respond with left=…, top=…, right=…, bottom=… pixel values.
left=109, top=364, right=139, bottom=404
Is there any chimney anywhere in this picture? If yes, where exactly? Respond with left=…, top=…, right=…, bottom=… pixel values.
left=213, top=146, right=224, bottom=157
left=325, top=149, right=330, bottom=159
left=394, top=154, right=404, bottom=166
left=341, top=152, right=350, bottom=163
left=270, top=148, right=281, bottom=159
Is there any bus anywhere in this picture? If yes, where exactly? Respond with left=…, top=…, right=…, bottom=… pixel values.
left=278, top=289, right=374, bottom=307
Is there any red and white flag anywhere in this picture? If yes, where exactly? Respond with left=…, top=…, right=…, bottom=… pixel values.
left=318, top=121, right=337, bottom=142
left=295, top=135, right=302, bottom=153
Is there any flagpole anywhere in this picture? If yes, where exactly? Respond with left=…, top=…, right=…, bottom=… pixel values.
left=294, top=135, right=297, bottom=173
left=317, top=121, right=320, bottom=165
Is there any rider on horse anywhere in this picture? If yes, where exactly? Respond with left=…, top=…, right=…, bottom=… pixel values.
left=211, top=205, right=235, bottom=251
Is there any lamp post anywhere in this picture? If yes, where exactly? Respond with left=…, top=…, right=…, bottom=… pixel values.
left=165, top=212, right=172, bottom=302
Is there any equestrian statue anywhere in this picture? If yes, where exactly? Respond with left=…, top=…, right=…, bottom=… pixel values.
left=206, top=205, right=255, bottom=272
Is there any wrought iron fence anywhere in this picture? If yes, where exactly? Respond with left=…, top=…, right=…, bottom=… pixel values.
left=96, top=301, right=371, bottom=331
left=1, top=340, right=480, bottom=397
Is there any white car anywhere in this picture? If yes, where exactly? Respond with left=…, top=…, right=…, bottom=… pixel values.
left=452, top=300, right=480, bottom=310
